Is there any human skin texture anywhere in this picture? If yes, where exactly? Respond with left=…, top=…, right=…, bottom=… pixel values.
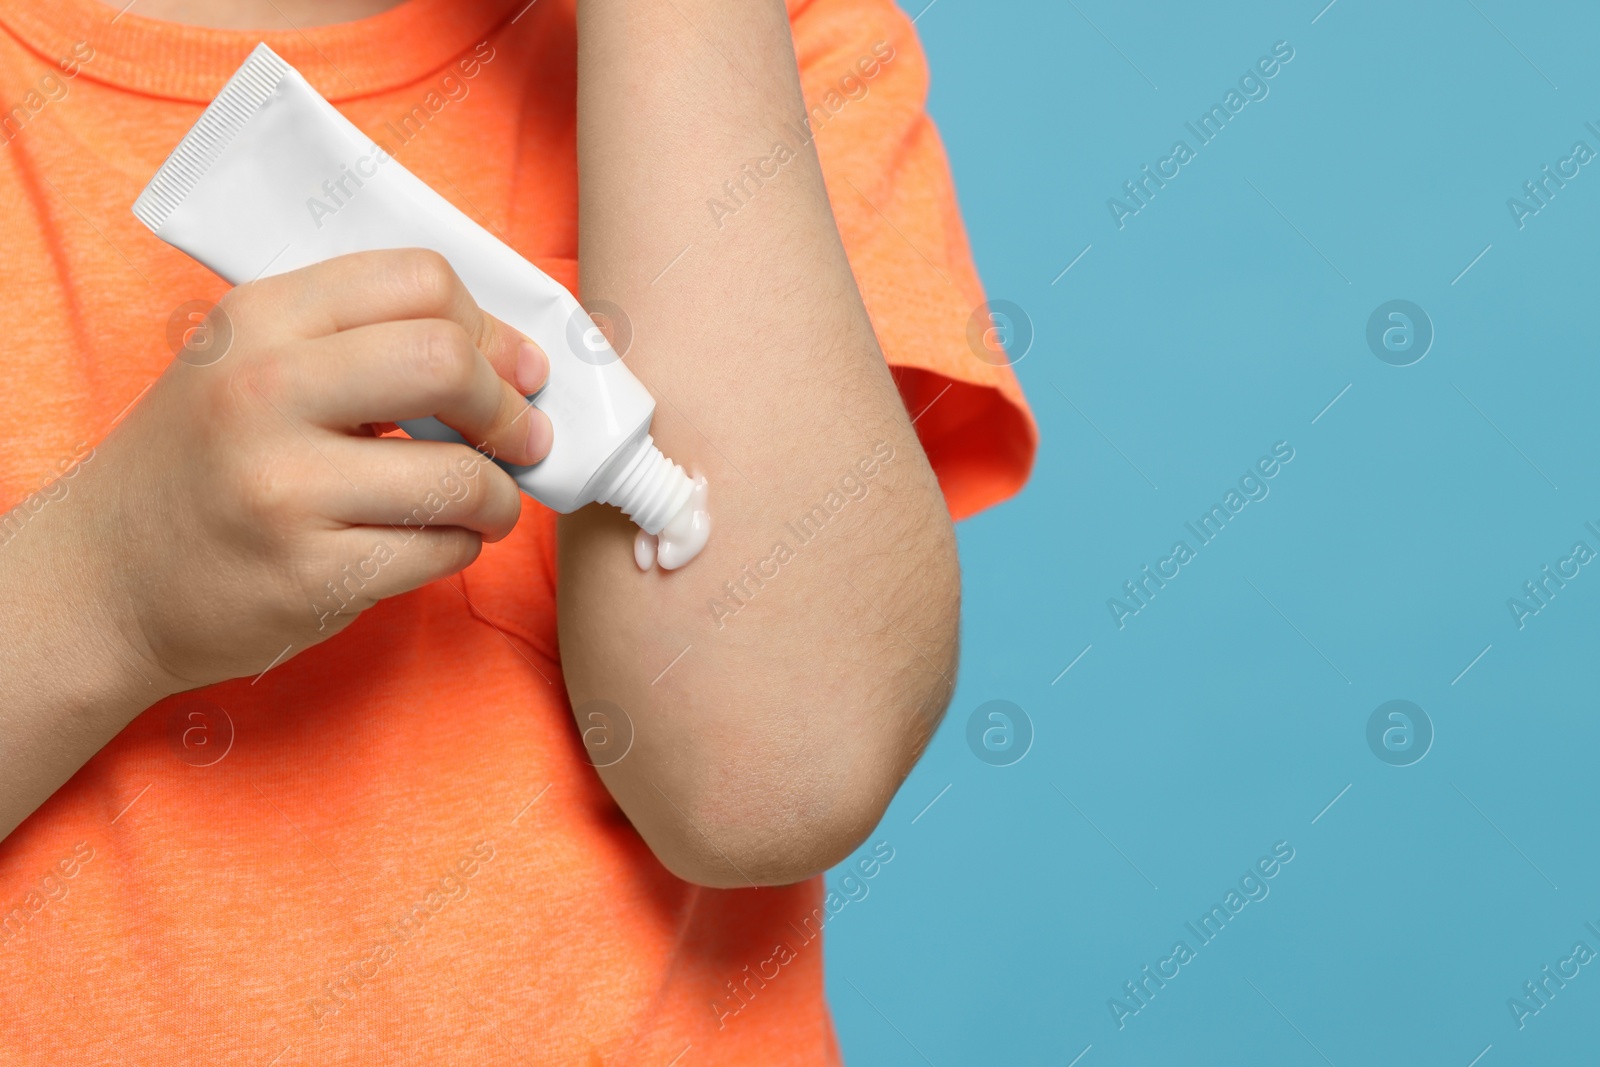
left=558, top=0, right=958, bottom=886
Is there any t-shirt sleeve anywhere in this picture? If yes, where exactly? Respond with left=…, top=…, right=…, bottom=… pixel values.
left=789, top=0, right=1037, bottom=521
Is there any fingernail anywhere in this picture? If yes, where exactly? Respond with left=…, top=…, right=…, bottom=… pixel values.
left=526, top=407, right=553, bottom=460
left=515, top=340, right=547, bottom=395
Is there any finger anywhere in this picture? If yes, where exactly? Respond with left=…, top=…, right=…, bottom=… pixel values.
left=288, top=320, right=554, bottom=466
left=242, top=249, right=550, bottom=394
left=312, top=525, right=486, bottom=624
left=480, top=310, right=549, bottom=398
left=319, top=437, right=525, bottom=543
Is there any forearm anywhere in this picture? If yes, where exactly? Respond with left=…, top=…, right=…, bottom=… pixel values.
left=559, top=0, right=958, bottom=885
left=0, top=497, right=172, bottom=841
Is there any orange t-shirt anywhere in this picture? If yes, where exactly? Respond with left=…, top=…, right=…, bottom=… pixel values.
left=0, top=0, right=1035, bottom=1062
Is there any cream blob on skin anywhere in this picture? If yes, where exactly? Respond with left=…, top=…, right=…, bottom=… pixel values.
left=634, top=476, right=710, bottom=571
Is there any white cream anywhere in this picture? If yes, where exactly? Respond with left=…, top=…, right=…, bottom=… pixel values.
left=131, top=43, right=710, bottom=568
left=633, top=476, right=710, bottom=571
left=633, top=529, right=657, bottom=571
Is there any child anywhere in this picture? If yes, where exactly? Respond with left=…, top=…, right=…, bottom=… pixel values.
left=0, top=0, right=1033, bottom=1061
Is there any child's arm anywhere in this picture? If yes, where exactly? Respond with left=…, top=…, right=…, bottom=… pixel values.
left=557, top=0, right=960, bottom=887
left=0, top=251, right=550, bottom=841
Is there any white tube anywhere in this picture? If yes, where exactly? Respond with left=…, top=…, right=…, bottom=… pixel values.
left=132, top=43, right=702, bottom=544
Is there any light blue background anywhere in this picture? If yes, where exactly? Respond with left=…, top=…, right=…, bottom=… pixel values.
left=826, top=1, right=1600, bottom=1064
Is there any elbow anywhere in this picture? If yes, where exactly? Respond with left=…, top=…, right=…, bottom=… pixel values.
left=643, top=771, right=899, bottom=889
left=604, top=484, right=961, bottom=889
left=632, top=639, right=958, bottom=890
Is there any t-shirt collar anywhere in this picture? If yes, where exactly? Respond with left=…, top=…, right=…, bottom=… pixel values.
left=0, top=0, right=522, bottom=102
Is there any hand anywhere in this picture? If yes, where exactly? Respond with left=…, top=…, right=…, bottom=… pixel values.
left=74, top=248, right=551, bottom=694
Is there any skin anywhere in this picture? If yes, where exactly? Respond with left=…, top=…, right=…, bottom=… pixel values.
left=561, top=0, right=958, bottom=886
left=3, top=0, right=961, bottom=888
left=108, top=0, right=403, bottom=29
